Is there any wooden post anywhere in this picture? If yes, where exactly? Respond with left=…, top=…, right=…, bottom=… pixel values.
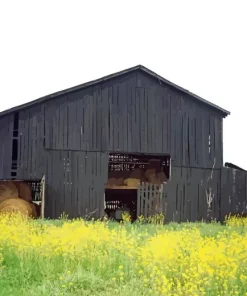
left=40, top=175, right=45, bottom=219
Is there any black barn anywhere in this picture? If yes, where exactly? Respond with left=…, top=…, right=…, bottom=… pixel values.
left=0, top=65, right=237, bottom=222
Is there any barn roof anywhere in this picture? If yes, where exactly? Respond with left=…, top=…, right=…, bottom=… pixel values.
left=0, top=65, right=230, bottom=117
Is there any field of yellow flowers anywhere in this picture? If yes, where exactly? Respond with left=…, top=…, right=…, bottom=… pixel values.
left=1, top=214, right=247, bottom=296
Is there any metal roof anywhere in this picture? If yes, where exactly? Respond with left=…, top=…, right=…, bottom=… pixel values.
left=0, top=65, right=230, bottom=117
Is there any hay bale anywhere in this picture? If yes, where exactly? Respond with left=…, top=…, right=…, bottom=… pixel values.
left=29, top=202, right=38, bottom=219
left=144, top=169, right=167, bottom=185
left=124, top=178, right=140, bottom=187
left=0, top=198, right=33, bottom=218
left=0, top=181, right=18, bottom=199
left=15, top=182, right=32, bottom=202
left=156, top=172, right=167, bottom=183
left=115, top=178, right=124, bottom=186
left=106, top=178, right=117, bottom=185
left=106, top=177, right=124, bottom=186
left=0, top=195, right=19, bottom=204
left=148, top=173, right=166, bottom=185
left=144, top=169, right=156, bottom=182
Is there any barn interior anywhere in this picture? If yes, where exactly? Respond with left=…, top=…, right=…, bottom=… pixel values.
left=104, top=153, right=170, bottom=221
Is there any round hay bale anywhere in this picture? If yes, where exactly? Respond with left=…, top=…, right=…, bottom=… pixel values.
left=115, top=178, right=124, bottom=186
left=29, top=202, right=38, bottom=219
left=156, top=172, right=167, bottom=183
left=106, top=178, right=117, bottom=186
left=16, top=182, right=32, bottom=202
left=0, top=195, right=19, bottom=204
left=144, top=169, right=156, bottom=182
left=124, top=178, right=140, bottom=187
left=0, top=181, right=19, bottom=199
left=106, top=178, right=124, bottom=186
left=0, top=198, right=33, bottom=218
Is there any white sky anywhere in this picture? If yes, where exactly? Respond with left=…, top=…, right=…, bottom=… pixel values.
left=0, top=1, right=246, bottom=168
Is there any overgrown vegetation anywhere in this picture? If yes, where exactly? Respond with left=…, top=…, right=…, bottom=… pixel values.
left=0, top=213, right=247, bottom=295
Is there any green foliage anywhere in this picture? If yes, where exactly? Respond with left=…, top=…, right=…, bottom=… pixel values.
left=1, top=216, right=247, bottom=295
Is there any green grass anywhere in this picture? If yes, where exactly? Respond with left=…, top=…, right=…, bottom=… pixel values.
left=0, top=219, right=247, bottom=296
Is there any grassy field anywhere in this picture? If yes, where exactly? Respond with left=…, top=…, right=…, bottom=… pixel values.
left=1, top=214, right=247, bottom=296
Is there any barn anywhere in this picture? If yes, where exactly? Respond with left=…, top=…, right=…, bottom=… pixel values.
left=1, top=64, right=243, bottom=222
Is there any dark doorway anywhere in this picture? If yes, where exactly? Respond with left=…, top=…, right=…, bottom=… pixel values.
left=104, top=152, right=171, bottom=221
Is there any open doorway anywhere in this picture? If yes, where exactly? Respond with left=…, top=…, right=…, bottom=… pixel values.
left=104, top=153, right=170, bottom=221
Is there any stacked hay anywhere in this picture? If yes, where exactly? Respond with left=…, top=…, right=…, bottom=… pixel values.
left=124, top=178, right=141, bottom=187
left=14, top=181, right=32, bottom=202
left=144, top=169, right=167, bottom=185
left=0, top=198, right=33, bottom=218
left=144, top=168, right=156, bottom=183
left=124, top=168, right=146, bottom=187
left=106, top=178, right=124, bottom=186
left=29, top=202, right=38, bottom=219
left=0, top=181, right=38, bottom=218
left=0, top=181, right=19, bottom=203
left=156, top=172, right=167, bottom=184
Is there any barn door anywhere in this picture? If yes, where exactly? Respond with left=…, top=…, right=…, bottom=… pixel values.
left=137, top=183, right=164, bottom=218
left=40, top=175, right=45, bottom=219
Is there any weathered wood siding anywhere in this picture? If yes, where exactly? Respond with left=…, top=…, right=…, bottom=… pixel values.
left=220, top=167, right=247, bottom=220
left=43, top=70, right=223, bottom=168
left=0, top=114, right=13, bottom=179
left=164, top=167, right=221, bottom=222
left=17, top=105, right=45, bottom=179
left=0, top=69, right=225, bottom=219
left=136, top=71, right=223, bottom=169
left=162, top=167, right=247, bottom=223
left=44, top=150, right=108, bottom=219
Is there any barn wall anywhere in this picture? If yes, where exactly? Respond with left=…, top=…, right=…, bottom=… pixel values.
left=0, top=114, right=14, bottom=179
left=163, top=166, right=221, bottom=222
left=163, top=166, right=247, bottom=223
left=0, top=70, right=226, bottom=219
left=17, top=105, right=46, bottom=179
left=42, top=70, right=223, bottom=169
left=44, top=73, right=139, bottom=153
left=136, top=71, right=224, bottom=169
left=220, top=167, right=247, bottom=220
left=11, top=104, right=109, bottom=219
left=13, top=70, right=223, bottom=180
left=44, top=150, right=108, bottom=219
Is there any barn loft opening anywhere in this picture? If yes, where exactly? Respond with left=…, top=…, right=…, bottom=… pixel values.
left=104, top=152, right=170, bottom=221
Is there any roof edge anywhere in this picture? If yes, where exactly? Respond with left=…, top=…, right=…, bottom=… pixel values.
left=0, top=64, right=230, bottom=117
left=225, top=162, right=246, bottom=172
left=138, top=65, right=230, bottom=117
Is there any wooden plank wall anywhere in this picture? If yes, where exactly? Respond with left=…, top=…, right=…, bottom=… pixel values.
left=3, top=103, right=109, bottom=219
left=164, top=166, right=247, bottom=223
left=134, top=71, right=223, bottom=169
left=44, top=150, right=108, bottom=219
left=220, top=167, right=247, bottom=220
left=164, top=167, right=221, bottom=222
left=0, top=114, right=14, bottom=179
left=0, top=70, right=227, bottom=220
left=43, top=71, right=223, bottom=169
left=17, top=105, right=46, bottom=180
